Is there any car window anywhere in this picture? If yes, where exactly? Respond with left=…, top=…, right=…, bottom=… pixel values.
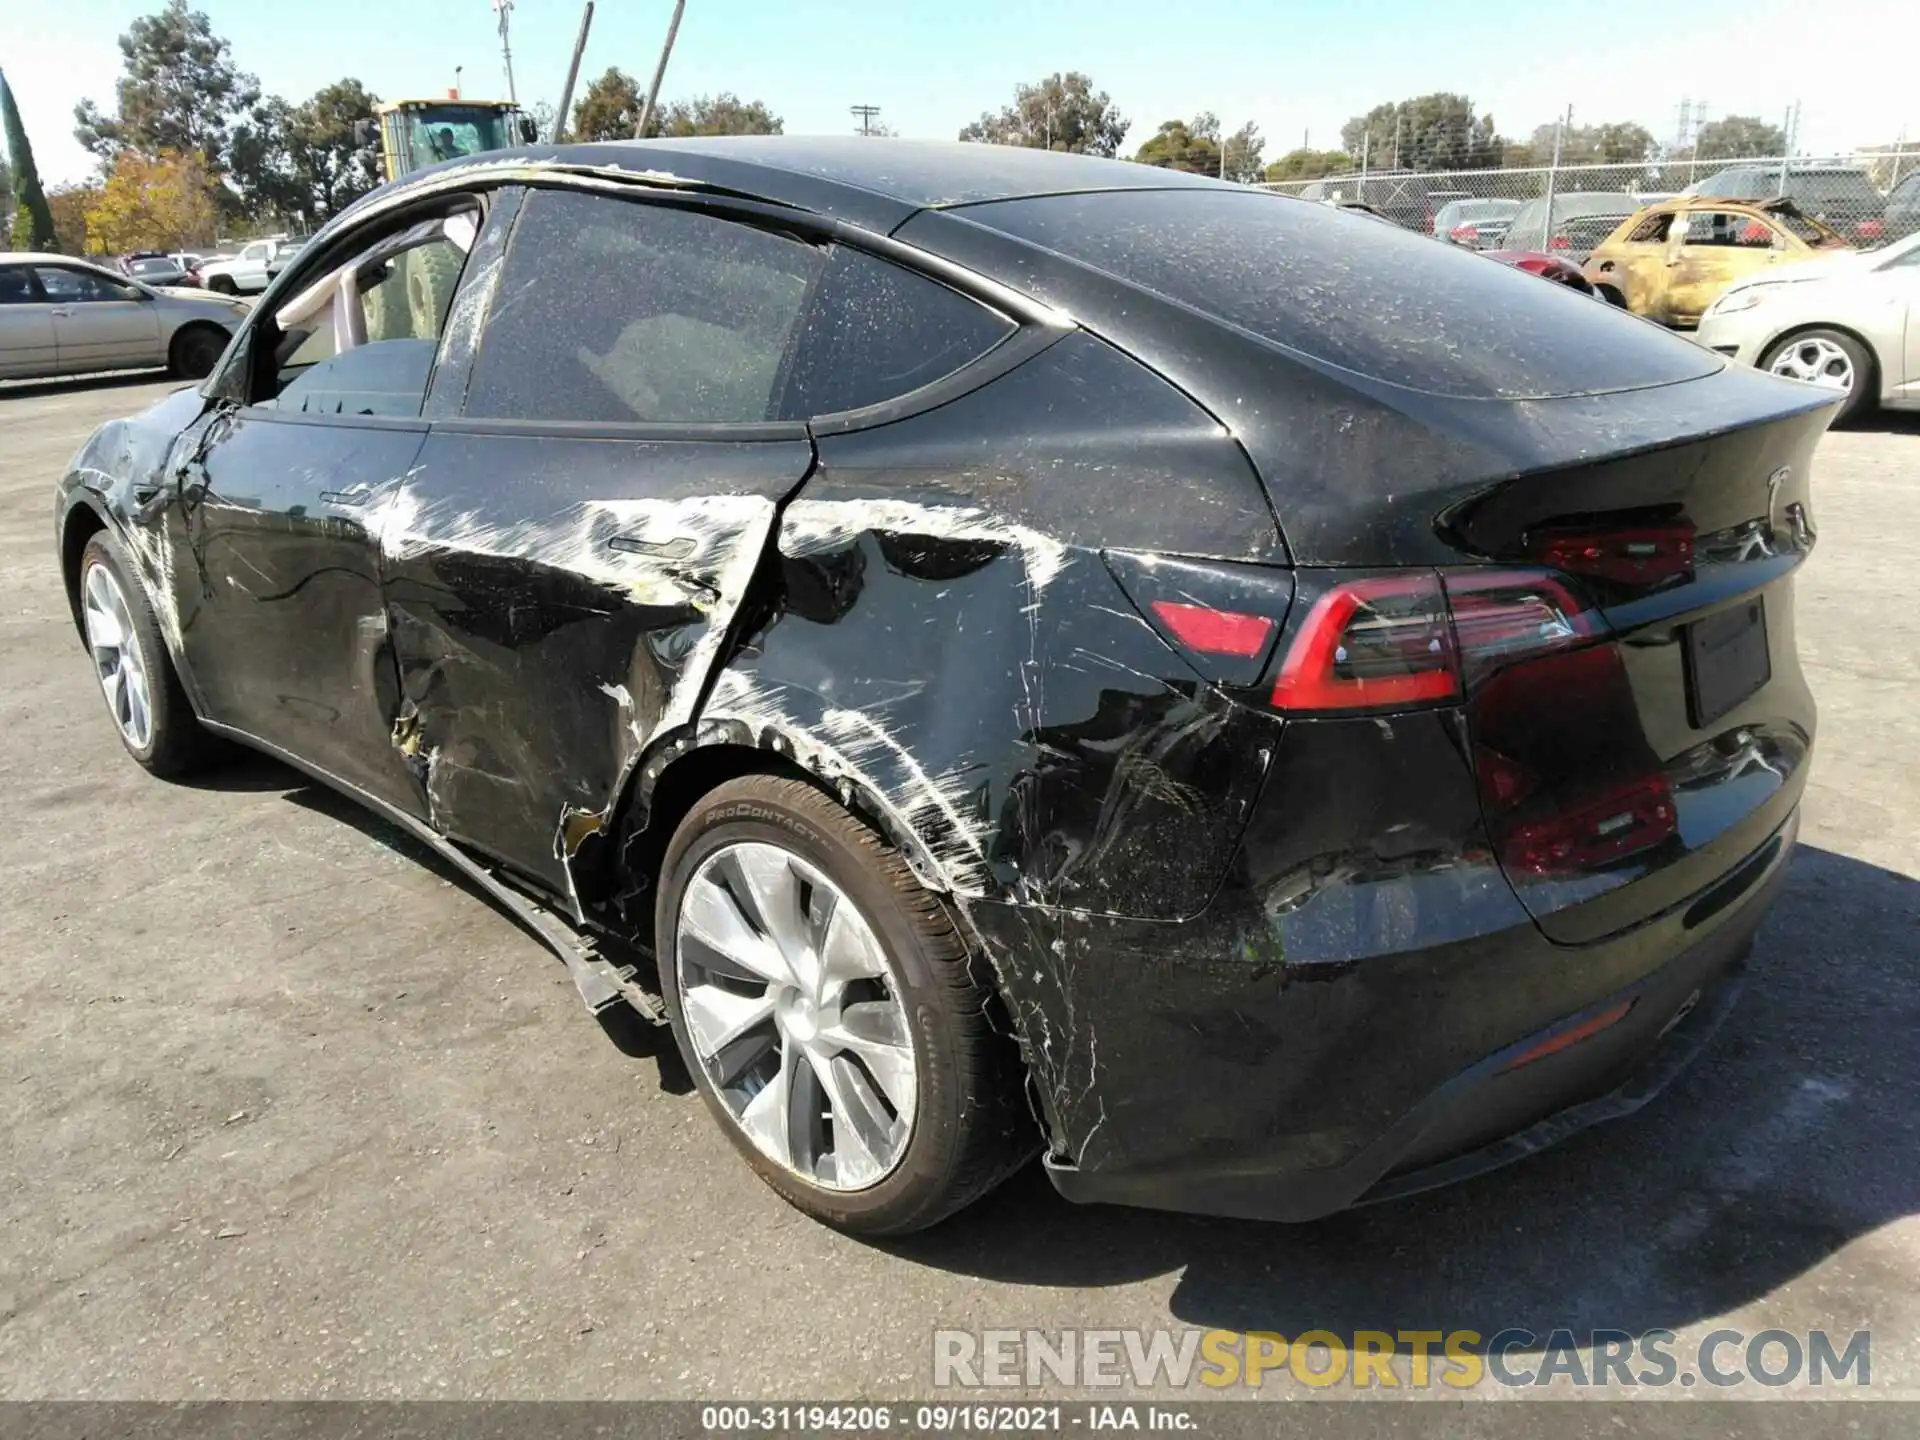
left=34, top=267, right=137, bottom=303
left=1626, top=213, right=1672, bottom=243
left=778, top=246, right=1014, bottom=418
left=963, top=187, right=1720, bottom=400
left=465, top=189, right=825, bottom=426
left=0, top=266, right=39, bottom=304
left=258, top=213, right=475, bottom=418
left=242, top=243, right=267, bottom=261
left=1676, top=211, right=1775, bottom=248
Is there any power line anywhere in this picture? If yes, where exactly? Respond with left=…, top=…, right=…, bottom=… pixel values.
left=851, top=104, right=881, bottom=136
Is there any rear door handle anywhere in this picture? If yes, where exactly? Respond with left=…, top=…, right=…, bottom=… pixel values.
left=48, top=307, right=73, bottom=317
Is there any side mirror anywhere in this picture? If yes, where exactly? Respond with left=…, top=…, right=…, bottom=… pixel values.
left=518, top=116, right=537, bottom=144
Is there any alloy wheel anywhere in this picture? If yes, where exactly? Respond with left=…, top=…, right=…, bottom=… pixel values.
left=82, top=562, right=153, bottom=751
left=675, top=841, right=917, bottom=1191
left=1768, top=336, right=1854, bottom=393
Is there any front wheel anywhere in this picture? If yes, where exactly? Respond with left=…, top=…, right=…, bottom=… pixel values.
left=77, top=533, right=220, bottom=777
left=1761, top=328, right=1874, bottom=426
left=207, top=274, right=237, bottom=296
left=657, top=776, right=1033, bottom=1235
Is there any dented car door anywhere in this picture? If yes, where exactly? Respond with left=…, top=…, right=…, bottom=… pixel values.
left=379, top=187, right=824, bottom=903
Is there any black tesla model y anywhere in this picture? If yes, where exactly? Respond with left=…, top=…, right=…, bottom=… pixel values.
left=55, top=139, right=1833, bottom=1234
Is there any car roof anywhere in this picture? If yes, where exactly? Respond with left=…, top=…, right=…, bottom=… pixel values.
left=388, top=136, right=1235, bottom=232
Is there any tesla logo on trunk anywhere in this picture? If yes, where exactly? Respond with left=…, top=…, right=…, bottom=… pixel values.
left=1767, top=466, right=1790, bottom=530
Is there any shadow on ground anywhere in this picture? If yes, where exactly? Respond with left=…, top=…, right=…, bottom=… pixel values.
left=887, top=843, right=1920, bottom=1349
left=185, top=749, right=693, bottom=1089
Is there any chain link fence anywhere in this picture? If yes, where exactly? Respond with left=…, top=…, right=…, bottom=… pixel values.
left=1258, top=151, right=1920, bottom=252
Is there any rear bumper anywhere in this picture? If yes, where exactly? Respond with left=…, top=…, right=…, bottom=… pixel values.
left=993, top=806, right=1795, bottom=1224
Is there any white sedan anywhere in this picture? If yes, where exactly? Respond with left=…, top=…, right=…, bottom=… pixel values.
left=1696, top=232, right=1920, bottom=425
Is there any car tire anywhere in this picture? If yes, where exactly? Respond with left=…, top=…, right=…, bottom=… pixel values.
left=77, top=533, right=221, bottom=778
left=168, top=324, right=228, bottom=380
left=207, top=275, right=237, bottom=296
left=1761, top=327, right=1875, bottom=426
left=656, top=775, right=1034, bottom=1235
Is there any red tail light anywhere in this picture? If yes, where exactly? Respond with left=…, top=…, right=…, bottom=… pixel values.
left=1856, top=218, right=1885, bottom=240
left=1548, top=233, right=1571, bottom=249
left=1269, top=567, right=1606, bottom=714
left=1450, top=223, right=1478, bottom=244
left=1149, top=601, right=1275, bottom=659
left=1444, top=568, right=1604, bottom=686
left=1271, top=574, right=1458, bottom=711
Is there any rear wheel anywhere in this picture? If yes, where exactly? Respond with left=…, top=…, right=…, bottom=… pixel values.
left=78, top=533, right=219, bottom=777
left=168, top=324, right=228, bottom=380
left=657, top=775, right=1033, bottom=1235
left=1762, top=327, right=1874, bottom=425
left=207, top=274, right=237, bottom=296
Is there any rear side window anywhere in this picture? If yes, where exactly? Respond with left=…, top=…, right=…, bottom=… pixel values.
left=0, top=266, right=38, bottom=303
left=967, top=188, right=1720, bottom=400
left=466, top=189, right=823, bottom=425
left=779, top=247, right=1014, bottom=418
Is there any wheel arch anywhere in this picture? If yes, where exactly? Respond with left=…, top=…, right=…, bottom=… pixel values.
left=57, top=498, right=111, bottom=641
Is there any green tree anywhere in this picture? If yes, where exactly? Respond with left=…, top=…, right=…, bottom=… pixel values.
left=1134, top=114, right=1220, bottom=174
left=230, top=80, right=380, bottom=231
left=1221, top=121, right=1264, bottom=183
left=1524, top=119, right=1655, bottom=166
left=570, top=67, right=641, bottom=142
left=1688, top=115, right=1789, bottom=162
left=649, top=93, right=782, bottom=138
left=1340, top=93, right=1504, bottom=170
left=73, top=0, right=259, bottom=173
left=1265, top=147, right=1354, bottom=183
left=3, top=67, right=58, bottom=249
left=959, top=72, right=1128, bottom=157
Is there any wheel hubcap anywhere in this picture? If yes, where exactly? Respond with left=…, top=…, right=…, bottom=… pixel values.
left=1768, top=337, right=1854, bottom=393
left=676, top=841, right=917, bottom=1191
left=82, top=562, right=153, bottom=751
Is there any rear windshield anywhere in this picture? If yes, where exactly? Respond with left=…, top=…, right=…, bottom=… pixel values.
left=966, top=188, right=1720, bottom=399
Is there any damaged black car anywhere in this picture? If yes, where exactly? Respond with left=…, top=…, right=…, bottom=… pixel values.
left=55, top=138, right=1833, bottom=1234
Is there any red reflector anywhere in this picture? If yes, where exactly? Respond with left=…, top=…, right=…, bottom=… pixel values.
left=1271, top=574, right=1458, bottom=712
left=1548, top=233, right=1571, bottom=249
left=1498, top=772, right=1678, bottom=877
left=1149, top=600, right=1276, bottom=659
left=1857, top=219, right=1885, bottom=240
left=1532, top=522, right=1695, bottom=588
left=1504, top=1000, right=1636, bottom=1071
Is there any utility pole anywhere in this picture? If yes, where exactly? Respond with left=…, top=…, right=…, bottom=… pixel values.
left=850, top=104, right=881, bottom=136
left=1778, top=100, right=1800, bottom=196
left=1544, top=104, right=1570, bottom=216
left=454, top=65, right=463, bottom=100
left=634, top=0, right=687, bottom=139
left=492, top=0, right=517, bottom=104
left=551, top=0, right=595, bottom=143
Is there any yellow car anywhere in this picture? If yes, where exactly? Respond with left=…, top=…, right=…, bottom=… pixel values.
left=1584, top=197, right=1851, bottom=327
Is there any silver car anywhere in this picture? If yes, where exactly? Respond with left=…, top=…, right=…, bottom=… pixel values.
left=0, top=252, right=250, bottom=382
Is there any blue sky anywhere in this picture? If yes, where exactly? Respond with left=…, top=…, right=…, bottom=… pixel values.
left=8, top=0, right=1917, bottom=186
